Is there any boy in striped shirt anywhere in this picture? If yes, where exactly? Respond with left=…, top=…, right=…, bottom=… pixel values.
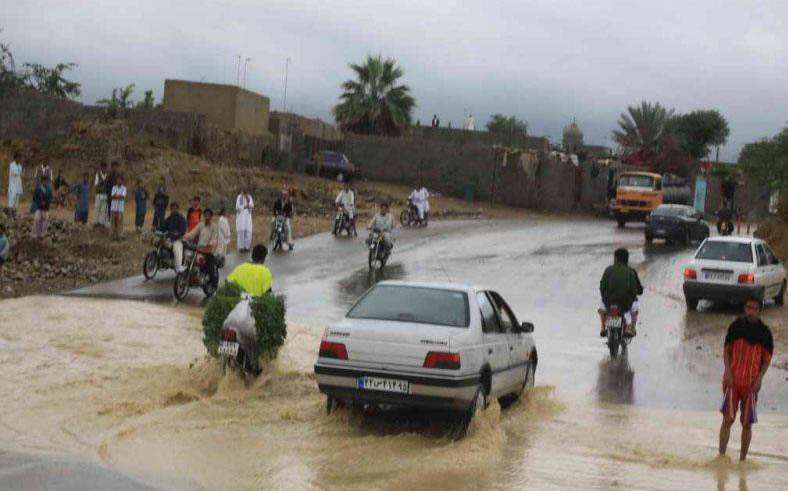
left=718, top=297, right=773, bottom=461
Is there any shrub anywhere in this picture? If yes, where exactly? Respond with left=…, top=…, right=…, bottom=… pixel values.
left=202, top=281, right=287, bottom=362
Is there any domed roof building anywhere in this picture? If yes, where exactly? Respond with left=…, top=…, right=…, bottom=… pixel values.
left=562, top=120, right=584, bottom=154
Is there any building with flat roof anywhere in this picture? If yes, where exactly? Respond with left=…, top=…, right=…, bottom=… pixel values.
left=162, top=79, right=271, bottom=136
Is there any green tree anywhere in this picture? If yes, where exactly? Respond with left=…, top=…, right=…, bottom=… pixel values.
left=739, top=129, right=788, bottom=191
left=97, top=83, right=135, bottom=118
left=333, top=54, right=415, bottom=136
left=0, top=32, right=26, bottom=98
left=136, top=89, right=155, bottom=109
left=613, top=101, right=676, bottom=155
left=23, top=62, right=81, bottom=99
left=486, top=114, right=527, bottom=135
left=676, top=109, right=730, bottom=160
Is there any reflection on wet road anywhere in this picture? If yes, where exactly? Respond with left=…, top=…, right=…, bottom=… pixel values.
left=19, top=217, right=788, bottom=490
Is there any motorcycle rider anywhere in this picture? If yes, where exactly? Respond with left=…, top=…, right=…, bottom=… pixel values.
left=272, top=190, right=295, bottom=250
left=716, top=201, right=735, bottom=235
left=181, top=208, right=219, bottom=288
left=159, top=202, right=187, bottom=270
left=226, top=244, right=273, bottom=296
left=367, top=202, right=395, bottom=252
left=598, top=248, right=643, bottom=338
left=334, top=181, right=356, bottom=236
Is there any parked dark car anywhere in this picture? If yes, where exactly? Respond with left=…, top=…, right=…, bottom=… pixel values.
left=645, top=204, right=709, bottom=246
left=305, top=151, right=360, bottom=180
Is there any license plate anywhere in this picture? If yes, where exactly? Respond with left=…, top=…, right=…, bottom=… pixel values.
left=705, top=272, right=731, bottom=281
left=218, top=341, right=239, bottom=357
left=605, top=317, right=622, bottom=328
left=357, top=376, right=410, bottom=394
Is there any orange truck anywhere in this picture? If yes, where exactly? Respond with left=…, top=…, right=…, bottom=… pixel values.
left=611, top=171, right=663, bottom=227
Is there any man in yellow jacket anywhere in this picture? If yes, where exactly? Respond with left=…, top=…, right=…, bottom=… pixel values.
left=226, top=244, right=273, bottom=295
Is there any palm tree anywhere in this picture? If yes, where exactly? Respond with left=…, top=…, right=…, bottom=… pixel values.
left=612, top=101, right=676, bottom=157
left=333, top=55, right=415, bottom=136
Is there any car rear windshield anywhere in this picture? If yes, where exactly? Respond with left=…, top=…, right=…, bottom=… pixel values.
left=695, top=241, right=753, bottom=263
left=347, top=285, right=470, bottom=327
left=619, top=175, right=654, bottom=188
left=653, top=206, right=688, bottom=217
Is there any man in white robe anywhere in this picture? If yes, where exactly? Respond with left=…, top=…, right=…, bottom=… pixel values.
left=93, top=163, right=110, bottom=226
left=235, top=191, right=254, bottom=252
left=7, top=153, right=23, bottom=209
left=408, top=185, right=430, bottom=221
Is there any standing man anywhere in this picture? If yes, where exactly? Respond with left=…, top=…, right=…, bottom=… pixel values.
left=109, top=174, right=127, bottom=240
left=216, top=207, right=231, bottom=258
left=93, top=163, right=109, bottom=226
left=272, top=190, right=294, bottom=250
left=719, top=297, right=773, bottom=462
left=152, top=177, right=169, bottom=230
left=7, top=153, right=23, bottom=210
left=31, top=175, right=53, bottom=239
left=235, top=190, right=254, bottom=252
left=186, top=196, right=202, bottom=232
left=30, top=162, right=52, bottom=213
left=73, top=172, right=91, bottom=224
left=134, top=179, right=149, bottom=232
left=105, top=162, right=119, bottom=225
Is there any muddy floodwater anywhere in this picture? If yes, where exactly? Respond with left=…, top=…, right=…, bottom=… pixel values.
left=2, top=219, right=787, bottom=490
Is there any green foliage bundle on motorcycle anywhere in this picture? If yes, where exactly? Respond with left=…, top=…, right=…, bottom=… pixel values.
left=202, top=282, right=287, bottom=361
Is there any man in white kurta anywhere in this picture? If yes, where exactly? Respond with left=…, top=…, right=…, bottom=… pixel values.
left=216, top=208, right=231, bottom=257
left=7, top=154, right=23, bottom=209
left=408, top=186, right=430, bottom=221
left=235, top=191, right=254, bottom=252
left=94, top=163, right=110, bottom=226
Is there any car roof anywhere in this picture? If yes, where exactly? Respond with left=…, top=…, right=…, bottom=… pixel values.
left=704, top=236, right=761, bottom=244
left=620, top=171, right=661, bottom=178
left=376, top=280, right=477, bottom=293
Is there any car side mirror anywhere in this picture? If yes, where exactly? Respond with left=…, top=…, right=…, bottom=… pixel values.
left=520, top=322, right=535, bottom=333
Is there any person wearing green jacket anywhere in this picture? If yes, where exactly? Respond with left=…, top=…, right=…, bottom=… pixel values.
left=598, top=248, right=644, bottom=337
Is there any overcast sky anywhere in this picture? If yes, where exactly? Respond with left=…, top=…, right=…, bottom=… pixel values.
left=5, top=0, right=788, bottom=161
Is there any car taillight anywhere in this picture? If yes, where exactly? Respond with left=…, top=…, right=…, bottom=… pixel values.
left=423, top=351, right=461, bottom=369
left=684, top=268, right=697, bottom=280
left=319, top=341, right=348, bottom=360
left=738, top=273, right=755, bottom=284
left=222, top=329, right=237, bottom=342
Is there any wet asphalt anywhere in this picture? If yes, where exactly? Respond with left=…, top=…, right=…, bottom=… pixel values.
left=6, top=216, right=787, bottom=490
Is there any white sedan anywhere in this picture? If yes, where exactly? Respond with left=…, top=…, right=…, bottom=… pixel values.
left=683, top=236, right=786, bottom=310
left=314, top=281, right=537, bottom=424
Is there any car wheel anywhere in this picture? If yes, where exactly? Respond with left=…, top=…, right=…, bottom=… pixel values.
left=685, top=296, right=699, bottom=310
left=775, top=281, right=786, bottom=306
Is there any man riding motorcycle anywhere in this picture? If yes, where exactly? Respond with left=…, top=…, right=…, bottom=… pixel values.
left=716, top=202, right=735, bottom=235
left=226, top=244, right=273, bottom=296
left=598, top=248, right=643, bottom=338
left=333, top=181, right=357, bottom=236
left=367, top=202, right=395, bottom=252
left=179, top=208, right=219, bottom=288
left=408, top=184, right=430, bottom=223
left=272, top=190, right=295, bottom=250
left=159, top=202, right=187, bottom=269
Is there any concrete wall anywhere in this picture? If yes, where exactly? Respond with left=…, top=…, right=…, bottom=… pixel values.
left=162, top=80, right=271, bottom=136
left=409, top=126, right=550, bottom=151
left=269, top=111, right=342, bottom=142
left=704, top=176, right=772, bottom=220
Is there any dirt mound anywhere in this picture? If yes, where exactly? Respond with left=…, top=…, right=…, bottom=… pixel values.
left=755, top=216, right=788, bottom=261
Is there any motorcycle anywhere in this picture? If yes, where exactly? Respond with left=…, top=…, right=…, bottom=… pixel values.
left=333, top=206, right=357, bottom=237
left=173, top=242, right=219, bottom=301
left=603, top=305, right=631, bottom=358
left=718, top=220, right=734, bottom=236
left=271, top=214, right=287, bottom=252
left=366, top=228, right=391, bottom=271
left=400, top=199, right=427, bottom=227
left=143, top=231, right=177, bottom=279
left=218, top=325, right=261, bottom=379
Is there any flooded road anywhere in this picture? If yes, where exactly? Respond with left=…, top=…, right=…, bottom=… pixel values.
left=4, top=217, right=788, bottom=490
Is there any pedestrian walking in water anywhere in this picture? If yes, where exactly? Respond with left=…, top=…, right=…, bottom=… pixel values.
left=719, top=297, right=773, bottom=461
left=110, top=174, right=127, bottom=240
left=31, top=175, right=53, bottom=239
left=152, top=177, right=169, bottom=230
left=73, top=172, right=91, bottom=224
left=134, top=179, right=149, bottom=231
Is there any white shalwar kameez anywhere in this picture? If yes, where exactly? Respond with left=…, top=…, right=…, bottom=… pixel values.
left=235, top=193, right=254, bottom=250
left=7, top=161, right=23, bottom=209
left=217, top=215, right=231, bottom=256
left=409, top=187, right=430, bottom=220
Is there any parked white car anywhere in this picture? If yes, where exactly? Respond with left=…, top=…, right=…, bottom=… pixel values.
left=314, top=281, right=537, bottom=429
left=683, top=236, right=786, bottom=310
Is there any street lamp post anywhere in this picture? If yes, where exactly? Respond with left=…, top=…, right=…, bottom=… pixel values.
left=283, top=57, right=291, bottom=111
left=243, top=57, right=251, bottom=88
left=236, top=54, right=241, bottom=86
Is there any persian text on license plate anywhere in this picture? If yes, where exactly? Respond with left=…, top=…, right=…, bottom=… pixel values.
left=605, top=317, right=623, bottom=328
left=218, top=341, right=239, bottom=357
left=705, top=272, right=731, bottom=281
left=357, top=376, right=410, bottom=394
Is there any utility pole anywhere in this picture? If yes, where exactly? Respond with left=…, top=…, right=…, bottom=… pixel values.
left=243, top=57, right=251, bottom=88
left=283, top=57, right=291, bottom=112
left=236, top=55, right=241, bottom=86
